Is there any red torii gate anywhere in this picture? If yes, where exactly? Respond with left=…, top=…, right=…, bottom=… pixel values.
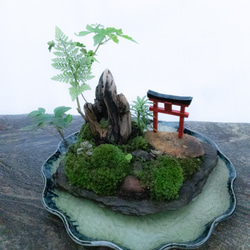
left=147, top=90, right=193, bottom=138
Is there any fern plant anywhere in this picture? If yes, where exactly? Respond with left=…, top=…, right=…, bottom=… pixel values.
left=48, top=24, right=137, bottom=120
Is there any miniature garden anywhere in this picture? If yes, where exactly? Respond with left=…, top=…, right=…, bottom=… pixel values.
left=26, top=24, right=218, bottom=212
left=23, top=24, right=236, bottom=249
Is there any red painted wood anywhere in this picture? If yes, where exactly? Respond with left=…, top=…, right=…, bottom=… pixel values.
left=148, top=98, right=190, bottom=138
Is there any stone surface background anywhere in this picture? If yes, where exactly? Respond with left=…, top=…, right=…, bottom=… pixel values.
left=0, top=115, right=249, bottom=250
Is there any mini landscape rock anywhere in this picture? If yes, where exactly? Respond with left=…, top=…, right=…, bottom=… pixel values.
left=145, top=131, right=204, bottom=158
left=50, top=64, right=219, bottom=216
left=84, top=69, right=132, bottom=144
left=53, top=137, right=218, bottom=216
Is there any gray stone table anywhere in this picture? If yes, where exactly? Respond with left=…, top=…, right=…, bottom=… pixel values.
left=0, top=115, right=249, bottom=250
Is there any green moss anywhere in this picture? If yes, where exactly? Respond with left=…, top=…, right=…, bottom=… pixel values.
left=90, top=166, right=127, bottom=195
left=136, top=156, right=184, bottom=201
left=65, top=152, right=92, bottom=189
left=177, top=157, right=203, bottom=181
left=78, top=123, right=95, bottom=143
left=65, top=143, right=131, bottom=196
left=119, top=135, right=149, bottom=152
left=64, top=127, right=203, bottom=201
left=150, top=156, right=184, bottom=201
left=91, top=144, right=128, bottom=168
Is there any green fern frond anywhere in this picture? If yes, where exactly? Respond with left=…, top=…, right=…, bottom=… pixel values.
left=51, top=71, right=73, bottom=83
left=51, top=58, right=68, bottom=63
left=69, top=83, right=91, bottom=101
left=55, top=26, right=68, bottom=42
left=66, top=43, right=77, bottom=53
left=54, top=46, right=64, bottom=51
left=51, top=62, right=69, bottom=71
left=53, top=51, right=65, bottom=57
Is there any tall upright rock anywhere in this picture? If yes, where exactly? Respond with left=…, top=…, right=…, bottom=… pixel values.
left=84, top=69, right=132, bottom=144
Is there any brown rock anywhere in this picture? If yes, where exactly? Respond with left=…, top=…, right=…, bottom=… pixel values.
left=84, top=69, right=132, bottom=144
left=120, top=175, right=144, bottom=193
left=144, top=131, right=204, bottom=158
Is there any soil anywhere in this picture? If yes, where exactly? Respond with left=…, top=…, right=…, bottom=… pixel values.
left=145, top=131, right=204, bottom=158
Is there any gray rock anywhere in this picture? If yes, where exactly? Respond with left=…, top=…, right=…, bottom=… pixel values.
left=132, top=150, right=153, bottom=161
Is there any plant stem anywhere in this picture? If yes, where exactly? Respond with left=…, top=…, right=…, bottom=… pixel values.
left=56, top=127, right=65, bottom=141
left=81, top=93, right=88, bottom=103
left=77, top=107, right=86, bottom=120
left=94, top=43, right=102, bottom=55
left=93, top=39, right=110, bottom=55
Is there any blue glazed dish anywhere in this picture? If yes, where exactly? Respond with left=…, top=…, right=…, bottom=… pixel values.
left=41, top=122, right=236, bottom=250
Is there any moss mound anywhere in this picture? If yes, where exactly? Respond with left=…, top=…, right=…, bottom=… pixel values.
left=65, top=143, right=131, bottom=196
left=136, top=156, right=184, bottom=201
left=64, top=123, right=204, bottom=201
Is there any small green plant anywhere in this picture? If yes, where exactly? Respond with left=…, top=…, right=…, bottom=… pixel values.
left=177, top=157, right=203, bottom=181
left=77, top=141, right=93, bottom=156
left=131, top=96, right=153, bottom=134
left=99, top=118, right=109, bottom=128
left=120, top=135, right=149, bottom=152
left=27, top=24, right=136, bottom=140
left=48, top=24, right=137, bottom=119
left=25, top=106, right=72, bottom=142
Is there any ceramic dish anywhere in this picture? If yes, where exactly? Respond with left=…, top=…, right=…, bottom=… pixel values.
left=41, top=122, right=236, bottom=250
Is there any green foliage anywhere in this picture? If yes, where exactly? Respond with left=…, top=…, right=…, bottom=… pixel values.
left=120, top=136, right=149, bottom=152
left=91, top=144, right=129, bottom=169
left=125, top=153, right=133, bottom=162
left=65, top=132, right=203, bottom=200
left=75, top=24, right=137, bottom=46
left=65, top=152, right=92, bottom=188
left=65, top=143, right=131, bottom=196
left=99, top=118, right=109, bottom=128
left=26, top=106, right=72, bottom=141
left=78, top=123, right=95, bottom=142
left=151, top=160, right=184, bottom=201
left=130, top=136, right=149, bottom=150
left=177, top=157, right=203, bottom=181
left=131, top=96, right=153, bottom=134
left=49, top=24, right=137, bottom=118
left=77, top=141, right=93, bottom=157
left=49, top=26, right=93, bottom=104
left=89, top=166, right=126, bottom=195
left=136, top=156, right=184, bottom=201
